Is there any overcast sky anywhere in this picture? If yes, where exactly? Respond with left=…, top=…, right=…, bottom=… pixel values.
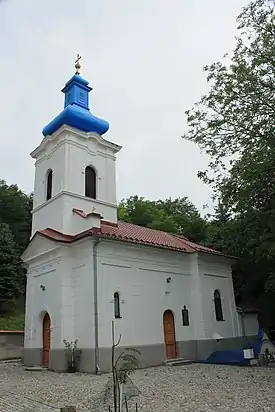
left=0, top=0, right=246, bottom=214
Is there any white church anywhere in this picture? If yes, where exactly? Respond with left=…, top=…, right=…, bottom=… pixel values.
left=22, top=57, right=258, bottom=372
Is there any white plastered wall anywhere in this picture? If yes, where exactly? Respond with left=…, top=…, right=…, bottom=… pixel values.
left=24, top=236, right=242, bottom=354
left=198, top=254, right=239, bottom=339
left=24, top=236, right=96, bottom=352
left=24, top=251, right=64, bottom=350
left=96, top=241, right=198, bottom=348
left=31, top=127, right=120, bottom=236
left=63, top=240, right=95, bottom=348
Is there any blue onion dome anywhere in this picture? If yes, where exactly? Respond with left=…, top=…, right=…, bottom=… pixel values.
left=42, top=72, right=109, bottom=137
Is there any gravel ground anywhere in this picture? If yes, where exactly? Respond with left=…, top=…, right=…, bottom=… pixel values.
left=0, top=362, right=275, bottom=411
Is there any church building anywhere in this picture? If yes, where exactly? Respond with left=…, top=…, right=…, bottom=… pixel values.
left=22, top=57, right=252, bottom=372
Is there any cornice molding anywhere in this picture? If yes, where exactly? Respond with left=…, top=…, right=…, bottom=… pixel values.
left=31, top=125, right=122, bottom=159
left=32, top=190, right=118, bottom=214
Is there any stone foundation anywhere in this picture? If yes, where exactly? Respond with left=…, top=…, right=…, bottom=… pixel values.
left=23, top=335, right=258, bottom=373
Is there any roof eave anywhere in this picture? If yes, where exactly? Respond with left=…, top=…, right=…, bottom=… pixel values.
left=92, top=233, right=192, bottom=253
left=198, top=250, right=235, bottom=260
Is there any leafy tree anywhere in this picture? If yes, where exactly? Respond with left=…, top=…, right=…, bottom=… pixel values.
left=155, top=197, right=208, bottom=242
left=184, top=0, right=275, bottom=194
left=205, top=202, right=234, bottom=253
left=0, top=180, right=32, bottom=314
left=0, top=223, right=24, bottom=313
left=118, top=196, right=179, bottom=233
left=118, top=195, right=208, bottom=242
left=0, top=180, right=32, bottom=253
left=184, top=0, right=275, bottom=327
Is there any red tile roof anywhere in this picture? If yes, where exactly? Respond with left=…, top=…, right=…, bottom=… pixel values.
left=97, top=221, right=195, bottom=252
left=39, top=220, right=226, bottom=257
left=39, top=228, right=74, bottom=243
left=72, top=208, right=102, bottom=219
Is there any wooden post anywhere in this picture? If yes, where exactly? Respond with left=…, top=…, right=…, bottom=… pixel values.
left=60, top=407, right=77, bottom=412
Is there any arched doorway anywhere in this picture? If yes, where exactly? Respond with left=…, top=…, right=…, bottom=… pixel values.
left=42, top=313, right=51, bottom=367
left=163, top=309, right=177, bottom=359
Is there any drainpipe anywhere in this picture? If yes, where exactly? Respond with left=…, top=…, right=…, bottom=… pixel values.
left=93, top=238, right=101, bottom=374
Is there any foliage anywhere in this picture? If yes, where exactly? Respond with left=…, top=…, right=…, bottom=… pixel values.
left=114, top=348, right=141, bottom=386
left=118, top=195, right=208, bottom=243
left=0, top=223, right=25, bottom=313
left=0, top=180, right=33, bottom=253
left=184, top=0, right=275, bottom=193
left=0, top=311, right=25, bottom=331
left=0, top=180, right=32, bottom=315
left=260, top=348, right=275, bottom=366
left=184, top=0, right=275, bottom=327
left=111, top=321, right=141, bottom=412
left=63, top=339, right=79, bottom=373
left=92, top=322, right=141, bottom=411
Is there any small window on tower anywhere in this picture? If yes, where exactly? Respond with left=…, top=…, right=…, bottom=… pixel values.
left=85, top=166, right=96, bottom=199
left=46, top=169, right=53, bottom=201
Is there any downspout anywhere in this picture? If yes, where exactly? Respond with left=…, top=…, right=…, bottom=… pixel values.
left=93, top=238, right=101, bottom=374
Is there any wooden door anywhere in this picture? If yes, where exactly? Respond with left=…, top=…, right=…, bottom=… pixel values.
left=163, top=310, right=177, bottom=359
left=42, top=313, right=51, bottom=367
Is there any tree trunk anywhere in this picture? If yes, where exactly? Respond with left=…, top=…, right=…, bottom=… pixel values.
left=112, top=321, right=118, bottom=412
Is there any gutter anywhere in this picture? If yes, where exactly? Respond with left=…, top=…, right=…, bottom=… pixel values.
left=93, top=238, right=101, bottom=374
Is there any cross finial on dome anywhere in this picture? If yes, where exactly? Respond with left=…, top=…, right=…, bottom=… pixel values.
left=75, top=53, right=82, bottom=75
left=42, top=56, right=110, bottom=137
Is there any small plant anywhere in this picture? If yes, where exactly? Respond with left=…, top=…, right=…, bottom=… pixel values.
left=111, top=321, right=141, bottom=412
left=91, top=322, right=141, bottom=411
left=63, top=339, right=79, bottom=373
left=261, top=348, right=275, bottom=366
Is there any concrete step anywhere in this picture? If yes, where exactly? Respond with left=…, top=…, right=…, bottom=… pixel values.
left=164, top=357, right=193, bottom=367
left=24, top=366, right=48, bottom=372
left=0, top=358, right=21, bottom=364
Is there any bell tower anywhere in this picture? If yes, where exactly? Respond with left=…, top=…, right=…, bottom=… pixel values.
left=31, top=56, right=121, bottom=236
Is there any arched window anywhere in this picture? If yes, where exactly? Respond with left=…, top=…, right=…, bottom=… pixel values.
left=46, top=169, right=53, bottom=201
left=182, top=305, right=189, bottom=326
left=85, top=166, right=96, bottom=199
left=214, top=290, right=224, bottom=321
left=114, top=292, right=121, bottom=319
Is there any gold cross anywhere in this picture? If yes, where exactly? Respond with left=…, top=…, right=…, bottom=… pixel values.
left=75, top=53, right=82, bottom=74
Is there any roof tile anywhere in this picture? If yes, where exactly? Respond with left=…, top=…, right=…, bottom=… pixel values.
left=38, top=220, right=226, bottom=257
left=96, top=221, right=194, bottom=252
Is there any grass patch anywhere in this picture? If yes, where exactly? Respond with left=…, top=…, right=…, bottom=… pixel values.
left=0, top=312, right=25, bottom=331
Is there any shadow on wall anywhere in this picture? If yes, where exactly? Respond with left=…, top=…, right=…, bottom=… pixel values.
left=0, top=331, right=24, bottom=360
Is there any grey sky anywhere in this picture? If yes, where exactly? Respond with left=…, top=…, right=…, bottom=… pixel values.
left=0, top=0, right=246, bottom=214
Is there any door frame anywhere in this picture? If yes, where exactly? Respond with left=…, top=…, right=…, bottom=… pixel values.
left=42, top=312, right=51, bottom=367
left=163, top=309, right=177, bottom=359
